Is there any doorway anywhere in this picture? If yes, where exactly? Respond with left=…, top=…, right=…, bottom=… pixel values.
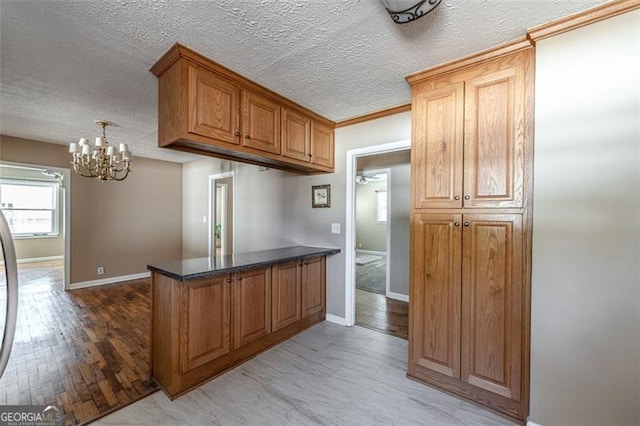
left=345, top=140, right=411, bottom=338
left=0, top=161, right=70, bottom=289
left=208, top=172, right=234, bottom=257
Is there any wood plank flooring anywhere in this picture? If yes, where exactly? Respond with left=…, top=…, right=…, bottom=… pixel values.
left=96, top=322, right=517, bottom=426
left=0, top=261, right=157, bottom=425
left=356, top=289, right=408, bottom=340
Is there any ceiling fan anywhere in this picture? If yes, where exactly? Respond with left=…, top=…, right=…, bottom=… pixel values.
left=356, top=172, right=387, bottom=185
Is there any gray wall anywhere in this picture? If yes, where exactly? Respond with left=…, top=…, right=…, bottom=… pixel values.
left=530, top=10, right=639, bottom=426
left=282, top=112, right=411, bottom=317
left=356, top=179, right=387, bottom=252
left=183, top=158, right=294, bottom=258
left=388, top=162, right=410, bottom=297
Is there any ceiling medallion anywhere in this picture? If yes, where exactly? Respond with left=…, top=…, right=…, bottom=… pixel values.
left=382, top=0, right=442, bottom=24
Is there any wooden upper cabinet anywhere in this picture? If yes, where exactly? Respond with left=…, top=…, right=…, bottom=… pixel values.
left=461, top=214, right=523, bottom=401
left=180, top=276, right=231, bottom=372
left=311, top=122, right=335, bottom=169
left=151, top=44, right=335, bottom=174
left=233, top=267, right=271, bottom=349
left=242, top=90, right=281, bottom=154
left=410, top=47, right=531, bottom=209
left=188, top=65, right=240, bottom=145
left=282, top=108, right=311, bottom=162
left=410, top=213, right=462, bottom=379
left=413, top=83, right=464, bottom=209
left=301, top=256, right=326, bottom=318
left=464, top=64, right=526, bottom=208
left=271, top=261, right=302, bottom=331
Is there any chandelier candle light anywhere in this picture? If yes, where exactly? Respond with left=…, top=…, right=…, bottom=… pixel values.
left=69, top=120, right=132, bottom=181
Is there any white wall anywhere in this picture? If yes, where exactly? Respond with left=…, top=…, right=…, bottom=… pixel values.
left=530, top=10, right=639, bottom=426
left=283, top=112, right=411, bottom=318
left=183, top=158, right=294, bottom=258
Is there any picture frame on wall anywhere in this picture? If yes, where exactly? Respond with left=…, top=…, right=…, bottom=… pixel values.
left=312, top=184, right=331, bottom=208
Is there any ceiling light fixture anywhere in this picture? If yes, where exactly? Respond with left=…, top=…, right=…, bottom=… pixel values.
left=68, top=120, right=132, bottom=181
left=382, top=0, right=442, bottom=24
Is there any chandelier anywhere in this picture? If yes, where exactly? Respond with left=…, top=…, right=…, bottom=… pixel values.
left=382, top=0, right=442, bottom=24
left=68, top=120, right=132, bottom=181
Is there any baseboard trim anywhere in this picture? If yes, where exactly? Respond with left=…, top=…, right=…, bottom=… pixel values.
left=68, top=272, right=150, bottom=290
left=387, top=291, right=409, bottom=302
left=527, top=420, right=544, bottom=426
left=355, top=249, right=386, bottom=256
left=325, top=314, right=347, bottom=326
left=0, top=255, right=64, bottom=266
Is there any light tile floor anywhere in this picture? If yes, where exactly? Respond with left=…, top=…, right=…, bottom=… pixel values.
left=95, top=322, right=517, bottom=425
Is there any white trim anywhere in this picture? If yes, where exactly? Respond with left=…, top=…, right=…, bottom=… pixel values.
left=355, top=249, right=386, bottom=256
left=345, top=140, right=411, bottom=327
left=387, top=291, right=409, bottom=302
left=527, top=421, right=544, bottom=426
left=0, top=255, right=64, bottom=266
left=325, top=314, right=347, bottom=326
left=68, top=271, right=150, bottom=290
left=208, top=172, right=234, bottom=258
left=18, top=255, right=63, bottom=264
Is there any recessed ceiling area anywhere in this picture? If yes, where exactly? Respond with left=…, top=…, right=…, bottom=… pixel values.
left=0, top=0, right=606, bottom=163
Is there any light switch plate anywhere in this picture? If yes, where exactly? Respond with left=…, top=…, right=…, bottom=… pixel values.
left=331, top=223, right=341, bottom=234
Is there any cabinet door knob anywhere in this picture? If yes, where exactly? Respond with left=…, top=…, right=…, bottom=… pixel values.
left=454, top=195, right=460, bottom=200
left=463, top=221, right=470, bottom=227
left=454, top=222, right=460, bottom=227
left=308, top=154, right=313, bottom=158
left=234, top=130, right=240, bottom=137
left=226, top=278, right=232, bottom=283
left=464, top=195, right=471, bottom=200
left=245, top=134, right=251, bottom=139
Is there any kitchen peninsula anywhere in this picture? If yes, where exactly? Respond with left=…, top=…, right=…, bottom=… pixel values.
left=147, top=246, right=340, bottom=398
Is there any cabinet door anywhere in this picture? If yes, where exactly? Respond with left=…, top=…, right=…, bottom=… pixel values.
left=272, top=261, right=302, bottom=331
left=310, top=122, right=334, bottom=168
left=180, top=276, right=231, bottom=372
left=188, top=65, right=240, bottom=145
left=233, top=267, right=271, bottom=349
left=410, top=214, right=462, bottom=379
left=412, top=82, right=464, bottom=209
left=301, top=256, right=326, bottom=318
left=461, top=214, right=522, bottom=400
left=463, top=56, right=528, bottom=208
left=242, top=90, right=281, bottom=154
left=282, top=108, right=311, bottom=162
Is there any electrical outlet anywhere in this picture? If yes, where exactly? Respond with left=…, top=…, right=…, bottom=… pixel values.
left=331, top=223, right=341, bottom=234
left=203, top=216, right=207, bottom=223
left=358, top=243, right=362, bottom=248
left=97, top=266, right=104, bottom=275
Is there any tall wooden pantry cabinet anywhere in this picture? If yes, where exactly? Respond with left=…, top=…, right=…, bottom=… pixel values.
left=406, top=38, right=534, bottom=421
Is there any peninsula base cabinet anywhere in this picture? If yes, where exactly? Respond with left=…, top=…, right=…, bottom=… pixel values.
left=151, top=257, right=327, bottom=398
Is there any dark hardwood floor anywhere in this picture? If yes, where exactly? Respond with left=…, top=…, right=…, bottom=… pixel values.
left=0, top=260, right=157, bottom=425
left=356, top=289, right=408, bottom=340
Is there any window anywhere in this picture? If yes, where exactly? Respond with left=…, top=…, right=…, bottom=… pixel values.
left=0, top=180, right=59, bottom=237
left=376, top=190, right=388, bottom=223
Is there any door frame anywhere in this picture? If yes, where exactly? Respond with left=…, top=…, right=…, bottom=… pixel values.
left=208, top=171, right=234, bottom=257
left=344, top=140, right=411, bottom=327
left=0, top=161, right=71, bottom=289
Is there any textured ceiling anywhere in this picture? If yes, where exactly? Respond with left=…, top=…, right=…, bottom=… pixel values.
left=0, top=0, right=607, bottom=163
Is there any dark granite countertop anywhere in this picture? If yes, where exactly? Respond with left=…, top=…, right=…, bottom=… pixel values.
left=147, top=245, right=341, bottom=281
